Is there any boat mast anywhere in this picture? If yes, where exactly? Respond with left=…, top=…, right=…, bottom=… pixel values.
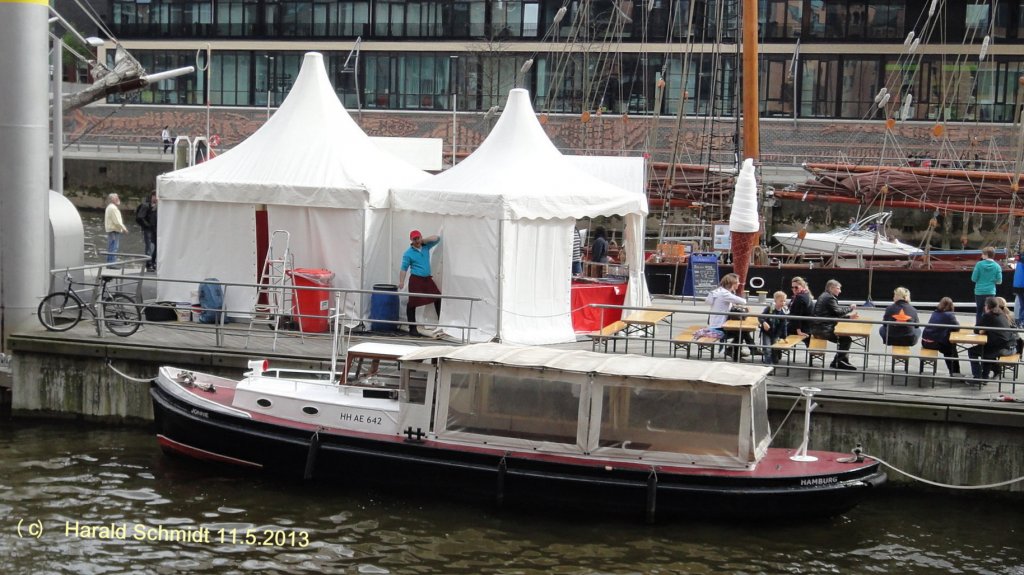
left=741, top=0, right=759, bottom=162
left=1007, top=82, right=1024, bottom=255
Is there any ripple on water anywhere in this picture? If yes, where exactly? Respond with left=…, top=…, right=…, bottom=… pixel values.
left=103, top=488, right=162, bottom=502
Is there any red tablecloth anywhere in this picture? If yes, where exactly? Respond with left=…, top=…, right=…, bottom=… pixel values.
left=571, top=281, right=627, bottom=332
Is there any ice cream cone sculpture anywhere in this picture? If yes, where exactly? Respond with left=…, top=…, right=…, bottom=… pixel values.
left=729, top=158, right=760, bottom=296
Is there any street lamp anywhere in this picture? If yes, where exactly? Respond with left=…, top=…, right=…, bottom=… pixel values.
left=265, top=55, right=275, bottom=120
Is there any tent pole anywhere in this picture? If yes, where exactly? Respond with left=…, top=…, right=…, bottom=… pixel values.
left=360, top=208, right=367, bottom=323
left=496, top=220, right=504, bottom=342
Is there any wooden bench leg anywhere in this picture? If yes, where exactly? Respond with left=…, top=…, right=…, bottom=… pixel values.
left=918, top=357, right=938, bottom=388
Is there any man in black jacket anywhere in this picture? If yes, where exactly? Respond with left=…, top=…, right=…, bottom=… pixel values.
left=811, top=279, right=859, bottom=370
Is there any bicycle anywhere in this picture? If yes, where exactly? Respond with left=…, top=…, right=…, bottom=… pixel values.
left=37, top=272, right=141, bottom=336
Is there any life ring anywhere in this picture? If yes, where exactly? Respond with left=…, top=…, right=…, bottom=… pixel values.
left=209, top=134, right=221, bottom=147
left=749, top=276, right=765, bottom=289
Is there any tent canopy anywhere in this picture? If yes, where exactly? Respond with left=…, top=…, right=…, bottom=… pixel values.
left=391, top=89, right=647, bottom=220
left=389, top=88, right=648, bottom=344
left=154, top=52, right=429, bottom=321
left=158, top=52, right=427, bottom=209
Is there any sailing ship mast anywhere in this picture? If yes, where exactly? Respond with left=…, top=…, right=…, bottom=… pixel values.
left=741, top=0, right=759, bottom=163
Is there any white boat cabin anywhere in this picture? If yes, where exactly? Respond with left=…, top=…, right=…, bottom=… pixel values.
left=233, top=342, right=774, bottom=471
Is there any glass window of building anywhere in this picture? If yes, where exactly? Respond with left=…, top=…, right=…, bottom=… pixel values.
left=760, top=56, right=794, bottom=117
left=866, top=0, right=905, bottom=39
left=800, top=57, right=838, bottom=117
left=840, top=58, right=881, bottom=118
left=452, top=0, right=487, bottom=37
left=965, top=3, right=990, bottom=35
left=216, top=0, right=258, bottom=36
left=375, top=1, right=446, bottom=37
left=762, top=0, right=802, bottom=39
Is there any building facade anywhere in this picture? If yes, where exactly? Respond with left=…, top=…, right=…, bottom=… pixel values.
left=102, top=0, right=1022, bottom=123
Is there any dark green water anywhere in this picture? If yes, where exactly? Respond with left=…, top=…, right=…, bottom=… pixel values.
left=1, top=422, right=1022, bottom=574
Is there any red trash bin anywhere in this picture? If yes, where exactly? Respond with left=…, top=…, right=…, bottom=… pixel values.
left=287, top=268, right=335, bottom=333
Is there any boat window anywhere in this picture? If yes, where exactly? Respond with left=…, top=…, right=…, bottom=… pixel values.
left=597, top=385, right=742, bottom=457
left=446, top=371, right=579, bottom=444
left=750, top=385, right=771, bottom=451
left=302, top=406, right=319, bottom=416
left=346, top=355, right=402, bottom=388
left=256, top=398, right=272, bottom=408
left=400, top=369, right=430, bottom=405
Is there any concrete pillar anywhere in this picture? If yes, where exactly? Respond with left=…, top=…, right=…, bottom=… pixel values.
left=0, top=0, right=51, bottom=349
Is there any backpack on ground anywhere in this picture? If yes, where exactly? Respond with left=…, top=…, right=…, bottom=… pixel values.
left=198, top=279, right=224, bottom=324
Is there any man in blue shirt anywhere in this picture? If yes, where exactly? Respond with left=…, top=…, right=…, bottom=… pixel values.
left=398, top=230, right=441, bottom=337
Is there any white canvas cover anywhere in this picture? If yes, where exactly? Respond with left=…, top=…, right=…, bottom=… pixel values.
left=390, top=88, right=649, bottom=344
left=155, top=52, right=428, bottom=319
left=405, top=343, right=770, bottom=468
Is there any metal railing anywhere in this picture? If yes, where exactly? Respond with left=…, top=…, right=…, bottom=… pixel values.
left=588, top=302, right=1022, bottom=392
left=41, top=267, right=482, bottom=349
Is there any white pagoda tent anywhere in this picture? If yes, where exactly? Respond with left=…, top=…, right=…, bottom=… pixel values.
left=390, top=88, right=649, bottom=344
left=155, top=52, right=428, bottom=321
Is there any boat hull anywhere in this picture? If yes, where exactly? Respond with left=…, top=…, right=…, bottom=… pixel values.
left=773, top=233, right=922, bottom=258
left=151, top=379, right=885, bottom=521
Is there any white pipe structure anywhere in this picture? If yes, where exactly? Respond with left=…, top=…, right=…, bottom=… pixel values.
left=790, top=386, right=821, bottom=462
left=52, top=35, right=63, bottom=196
left=0, top=0, right=50, bottom=349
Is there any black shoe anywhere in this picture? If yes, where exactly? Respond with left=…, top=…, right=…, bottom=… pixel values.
left=836, top=360, right=857, bottom=371
left=408, top=329, right=424, bottom=337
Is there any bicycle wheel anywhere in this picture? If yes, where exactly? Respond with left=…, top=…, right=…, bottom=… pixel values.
left=102, top=293, right=141, bottom=336
left=37, top=292, right=84, bottom=331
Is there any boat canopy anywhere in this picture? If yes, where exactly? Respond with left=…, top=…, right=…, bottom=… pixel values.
left=400, top=343, right=769, bottom=385
left=401, top=343, right=772, bottom=469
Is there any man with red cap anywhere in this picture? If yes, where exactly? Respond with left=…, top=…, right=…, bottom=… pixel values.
left=398, top=229, right=442, bottom=337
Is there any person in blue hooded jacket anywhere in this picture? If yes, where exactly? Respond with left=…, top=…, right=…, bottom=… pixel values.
left=970, top=246, right=1003, bottom=325
left=1013, top=251, right=1024, bottom=326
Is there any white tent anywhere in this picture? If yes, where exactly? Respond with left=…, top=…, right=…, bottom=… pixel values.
left=155, top=52, right=428, bottom=322
left=390, top=88, right=649, bottom=345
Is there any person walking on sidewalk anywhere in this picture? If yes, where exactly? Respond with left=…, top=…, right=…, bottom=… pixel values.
left=161, top=126, right=172, bottom=153
left=398, top=230, right=442, bottom=337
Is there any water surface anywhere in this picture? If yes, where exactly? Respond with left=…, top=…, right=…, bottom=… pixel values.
left=1, top=422, right=1021, bottom=574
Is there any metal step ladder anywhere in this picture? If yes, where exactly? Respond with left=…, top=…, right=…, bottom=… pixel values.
left=246, top=230, right=297, bottom=350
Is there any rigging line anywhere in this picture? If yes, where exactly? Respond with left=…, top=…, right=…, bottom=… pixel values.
left=662, top=0, right=700, bottom=195
left=545, top=1, right=589, bottom=114
left=50, top=32, right=95, bottom=69
left=862, top=452, right=1024, bottom=490
left=106, top=360, right=156, bottom=384
left=63, top=105, right=127, bottom=150
left=72, top=0, right=117, bottom=43
left=766, top=392, right=805, bottom=446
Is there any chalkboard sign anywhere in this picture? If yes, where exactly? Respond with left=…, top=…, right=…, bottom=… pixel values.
left=682, top=253, right=720, bottom=297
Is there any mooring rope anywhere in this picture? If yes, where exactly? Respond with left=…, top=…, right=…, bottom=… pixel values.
left=768, top=392, right=805, bottom=446
left=105, top=360, right=156, bottom=383
left=862, top=452, right=1024, bottom=490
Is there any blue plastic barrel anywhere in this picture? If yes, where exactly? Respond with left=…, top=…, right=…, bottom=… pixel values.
left=370, top=284, right=399, bottom=331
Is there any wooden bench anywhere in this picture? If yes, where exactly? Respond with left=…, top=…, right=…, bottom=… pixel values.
left=590, top=320, right=628, bottom=353
left=807, top=337, right=831, bottom=381
left=770, top=334, right=808, bottom=376
left=996, top=354, right=1021, bottom=392
left=889, top=345, right=913, bottom=386
left=916, top=348, right=941, bottom=388
left=672, top=326, right=719, bottom=360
